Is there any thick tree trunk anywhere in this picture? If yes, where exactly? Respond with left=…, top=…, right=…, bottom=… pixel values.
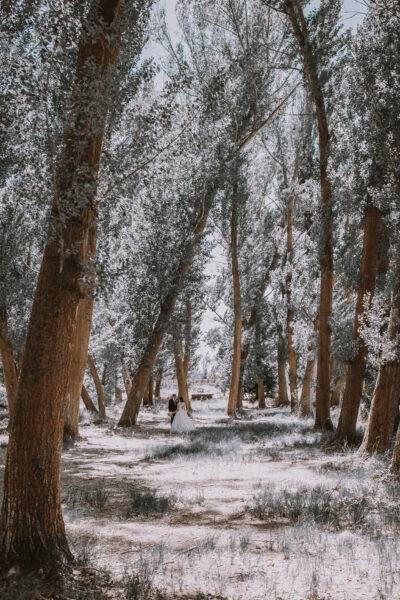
left=299, top=354, right=314, bottom=417
left=64, top=297, right=93, bottom=442
left=0, top=308, right=18, bottom=424
left=0, top=0, right=124, bottom=571
left=286, top=193, right=298, bottom=412
left=285, top=0, right=333, bottom=430
left=81, top=384, right=99, bottom=414
left=118, top=174, right=222, bottom=426
left=88, top=354, right=106, bottom=419
left=362, top=285, right=400, bottom=454
left=257, top=376, right=266, bottom=409
left=336, top=204, right=384, bottom=443
left=227, top=189, right=243, bottom=416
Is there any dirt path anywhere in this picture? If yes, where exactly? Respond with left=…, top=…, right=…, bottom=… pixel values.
left=1, top=398, right=399, bottom=599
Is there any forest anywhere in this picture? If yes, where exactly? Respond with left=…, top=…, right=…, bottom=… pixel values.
left=1, top=0, right=400, bottom=598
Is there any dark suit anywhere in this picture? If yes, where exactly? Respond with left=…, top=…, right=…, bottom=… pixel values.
left=168, top=397, right=177, bottom=423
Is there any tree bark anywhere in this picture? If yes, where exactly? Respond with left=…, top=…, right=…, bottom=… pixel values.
left=299, top=353, right=314, bottom=417
left=277, top=329, right=289, bottom=407
left=173, top=324, right=190, bottom=410
left=122, top=363, right=132, bottom=397
left=362, top=283, right=400, bottom=454
left=227, top=186, right=243, bottom=416
left=330, top=366, right=345, bottom=408
left=257, top=376, right=266, bottom=409
left=118, top=173, right=222, bottom=426
left=0, top=0, right=124, bottom=571
left=0, top=308, right=18, bottom=424
left=154, top=367, right=163, bottom=399
left=336, top=204, right=384, bottom=443
left=88, top=354, right=106, bottom=419
left=286, top=193, right=298, bottom=412
left=81, top=384, right=99, bottom=414
left=285, top=0, right=333, bottom=430
left=64, top=296, right=94, bottom=442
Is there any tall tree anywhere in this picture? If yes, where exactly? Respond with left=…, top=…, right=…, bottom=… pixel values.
left=0, top=0, right=144, bottom=570
left=283, top=0, right=336, bottom=430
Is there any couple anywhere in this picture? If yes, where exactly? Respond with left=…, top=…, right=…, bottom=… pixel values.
left=168, top=394, right=195, bottom=433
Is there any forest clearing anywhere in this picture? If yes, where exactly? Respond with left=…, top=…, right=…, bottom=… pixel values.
left=2, top=391, right=400, bottom=599
left=1, top=0, right=400, bottom=598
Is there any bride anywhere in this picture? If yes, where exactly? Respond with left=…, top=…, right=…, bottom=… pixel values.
left=171, top=397, right=195, bottom=434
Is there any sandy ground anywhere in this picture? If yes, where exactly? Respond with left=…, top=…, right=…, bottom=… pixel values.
left=1, top=390, right=400, bottom=599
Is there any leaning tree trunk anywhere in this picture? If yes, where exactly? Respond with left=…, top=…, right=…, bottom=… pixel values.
left=285, top=0, right=333, bottom=430
left=118, top=173, right=222, bottom=426
left=0, top=308, right=18, bottom=425
left=64, top=296, right=94, bottom=442
left=0, top=0, right=124, bottom=571
left=81, top=384, right=99, bottom=414
left=227, top=187, right=243, bottom=416
left=88, top=354, right=106, bottom=419
left=336, top=204, right=384, bottom=443
left=362, top=281, right=400, bottom=454
left=286, top=193, right=298, bottom=413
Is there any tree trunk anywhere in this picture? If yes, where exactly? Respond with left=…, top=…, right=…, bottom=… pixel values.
left=0, top=0, right=124, bottom=571
left=330, top=367, right=345, bottom=408
left=286, top=193, right=298, bottom=412
left=183, top=300, right=192, bottom=380
left=236, top=251, right=278, bottom=411
left=173, top=324, right=190, bottom=410
left=64, top=297, right=93, bottom=442
left=227, top=187, right=243, bottom=416
left=362, top=284, right=400, bottom=454
left=336, top=204, right=384, bottom=443
left=285, top=0, right=333, bottom=430
left=88, top=354, right=106, bottom=419
left=122, top=363, right=132, bottom=397
left=257, top=376, right=266, bottom=409
left=114, top=386, right=123, bottom=403
left=277, top=330, right=289, bottom=407
left=154, top=367, right=163, bottom=399
left=299, top=354, right=314, bottom=417
left=81, top=384, right=99, bottom=414
left=390, top=424, right=400, bottom=476
left=148, top=374, right=154, bottom=406
left=0, top=308, right=18, bottom=424
left=118, top=173, right=222, bottom=426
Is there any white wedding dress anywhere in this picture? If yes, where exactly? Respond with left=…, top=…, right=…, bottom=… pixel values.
left=171, top=401, right=195, bottom=433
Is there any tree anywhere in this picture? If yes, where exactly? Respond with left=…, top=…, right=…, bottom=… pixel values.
left=0, top=0, right=146, bottom=570
left=282, top=0, right=341, bottom=430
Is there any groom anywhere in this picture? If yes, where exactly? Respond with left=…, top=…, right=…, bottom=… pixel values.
left=168, top=394, right=178, bottom=424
